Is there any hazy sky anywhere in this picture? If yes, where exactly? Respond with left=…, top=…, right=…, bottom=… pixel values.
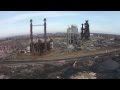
left=0, top=11, right=120, bottom=38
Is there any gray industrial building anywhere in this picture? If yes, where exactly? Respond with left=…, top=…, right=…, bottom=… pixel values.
left=67, top=25, right=79, bottom=45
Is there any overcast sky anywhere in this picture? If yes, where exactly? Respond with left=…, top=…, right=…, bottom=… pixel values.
left=0, top=11, right=120, bottom=38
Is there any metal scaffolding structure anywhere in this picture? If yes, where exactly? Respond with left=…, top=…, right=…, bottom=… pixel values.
left=30, top=18, right=48, bottom=54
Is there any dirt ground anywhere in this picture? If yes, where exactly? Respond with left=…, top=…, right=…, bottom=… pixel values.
left=0, top=52, right=120, bottom=79
left=0, top=37, right=120, bottom=79
left=6, top=46, right=119, bottom=61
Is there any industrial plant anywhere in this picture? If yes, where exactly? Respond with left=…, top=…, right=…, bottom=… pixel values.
left=0, top=16, right=120, bottom=79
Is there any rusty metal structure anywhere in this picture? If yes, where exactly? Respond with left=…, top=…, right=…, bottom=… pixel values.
left=31, top=39, right=53, bottom=55
left=81, top=20, right=90, bottom=40
left=30, top=18, right=53, bottom=55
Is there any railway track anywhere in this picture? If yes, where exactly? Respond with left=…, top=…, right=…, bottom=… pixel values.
left=0, top=48, right=120, bottom=64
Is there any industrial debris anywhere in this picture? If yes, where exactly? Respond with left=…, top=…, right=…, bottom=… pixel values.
left=92, top=59, right=120, bottom=71
left=70, top=71, right=96, bottom=79
left=0, top=15, right=120, bottom=79
left=29, top=18, right=53, bottom=55
left=66, top=20, right=91, bottom=52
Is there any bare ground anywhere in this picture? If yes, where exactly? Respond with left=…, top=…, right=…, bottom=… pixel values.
left=0, top=52, right=120, bottom=79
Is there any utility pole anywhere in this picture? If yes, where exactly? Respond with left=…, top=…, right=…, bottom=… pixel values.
left=44, top=18, right=47, bottom=51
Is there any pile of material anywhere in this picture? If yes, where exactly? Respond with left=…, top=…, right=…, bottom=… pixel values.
left=70, top=71, right=96, bottom=79
left=92, top=59, right=120, bottom=72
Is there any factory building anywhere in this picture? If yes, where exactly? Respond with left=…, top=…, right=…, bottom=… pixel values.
left=67, top=25, right=79, bottom=45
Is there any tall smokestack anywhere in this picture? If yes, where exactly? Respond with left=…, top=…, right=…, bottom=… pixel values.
left=30, top=19, right=33, bottom=43
left=30, top=19, right=33, bottom=53
left=44, top=18, right=47, bottom=51
left=81, top=24, right=84, bottom=40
